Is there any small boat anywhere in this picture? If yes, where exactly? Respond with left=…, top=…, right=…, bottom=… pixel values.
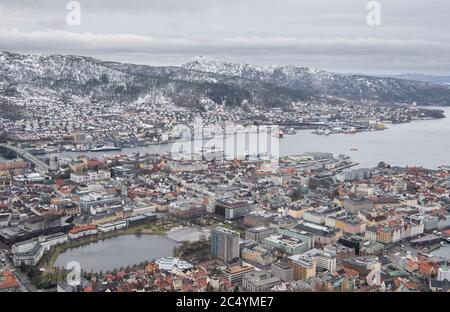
left=350, top=147, right=359, bottom=151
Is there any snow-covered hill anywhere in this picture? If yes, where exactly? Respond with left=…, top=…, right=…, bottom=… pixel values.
left=181, top=56, right=450, bottom=106
left=1, top=51, right=450, bottom=114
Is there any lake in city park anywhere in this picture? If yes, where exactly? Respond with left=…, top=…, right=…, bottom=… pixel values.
left=54, top=235, right=178, bottom=272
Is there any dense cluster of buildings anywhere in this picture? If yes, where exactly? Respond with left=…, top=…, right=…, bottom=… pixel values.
left=0, top=91, right=440, bottom=152
left=205, top=157, right=450, bottom=292
left=1, top=137, right=450, bottom=292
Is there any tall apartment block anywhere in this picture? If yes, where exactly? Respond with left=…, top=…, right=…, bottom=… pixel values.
left=211, top=226, right=240, bottom=263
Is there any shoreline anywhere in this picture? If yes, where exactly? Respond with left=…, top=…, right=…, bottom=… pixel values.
left=42, top=223, right=169, bottom=271
left=2, top=107, right=446, bottom=158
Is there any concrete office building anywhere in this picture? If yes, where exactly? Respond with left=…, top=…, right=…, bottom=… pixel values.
left=271, top=258, right=294, bottom=282
left=245, top=226, right=276, bottom=242
left=215, top=198, right=253, bottom=220
left=223, top=265, right=255, bottom=284
left=288, top=254, right=317, bottom=281
left=211, top=226, right=240, bottom=263
left=302, top=248, right=336, bottom=273
left=242, top=270, right=280, bottom=292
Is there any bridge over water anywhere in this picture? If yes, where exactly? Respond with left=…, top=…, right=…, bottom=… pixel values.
left=0, top=143, right=50, bottom=173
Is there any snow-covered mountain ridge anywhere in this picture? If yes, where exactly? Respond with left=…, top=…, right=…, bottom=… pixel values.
left=1, top=51, right=450, bottom=111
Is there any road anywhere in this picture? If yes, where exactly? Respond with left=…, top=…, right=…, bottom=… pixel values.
left=1, top=248, right=36, bottom=292
left=0, top=143, right=50, bottom=173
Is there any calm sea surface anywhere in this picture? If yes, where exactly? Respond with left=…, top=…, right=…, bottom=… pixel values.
left=52, top=107, right=450, bottom=169
left=281, top=107, right=450, bottom=169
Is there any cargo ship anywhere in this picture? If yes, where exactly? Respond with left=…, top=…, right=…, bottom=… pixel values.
left=90, top=145, right=121, bottom=152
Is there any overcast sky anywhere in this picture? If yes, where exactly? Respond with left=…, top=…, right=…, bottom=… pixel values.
left=1, top=0, right=450, bottom=74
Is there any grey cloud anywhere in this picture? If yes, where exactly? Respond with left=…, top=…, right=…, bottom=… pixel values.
left=1, top=29, right=450, bottom=74
left=0, top=0, right=450, bottom=74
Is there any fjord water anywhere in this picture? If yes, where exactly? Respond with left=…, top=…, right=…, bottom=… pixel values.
left=281, top=106, right=450, bottom=169
left=35, top=106, right=450, bottom=169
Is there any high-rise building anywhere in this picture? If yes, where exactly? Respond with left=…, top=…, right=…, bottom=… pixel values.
left=211, top=226, right=240, bottom=263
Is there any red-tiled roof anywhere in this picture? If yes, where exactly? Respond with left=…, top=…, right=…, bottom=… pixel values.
left=69, top=225, right=97, bottom=235
left=0, top=271, right=19, bottom=290
left=343, top=267, right=359, bottom=278
left=418, top=261, right=437, bottom=277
